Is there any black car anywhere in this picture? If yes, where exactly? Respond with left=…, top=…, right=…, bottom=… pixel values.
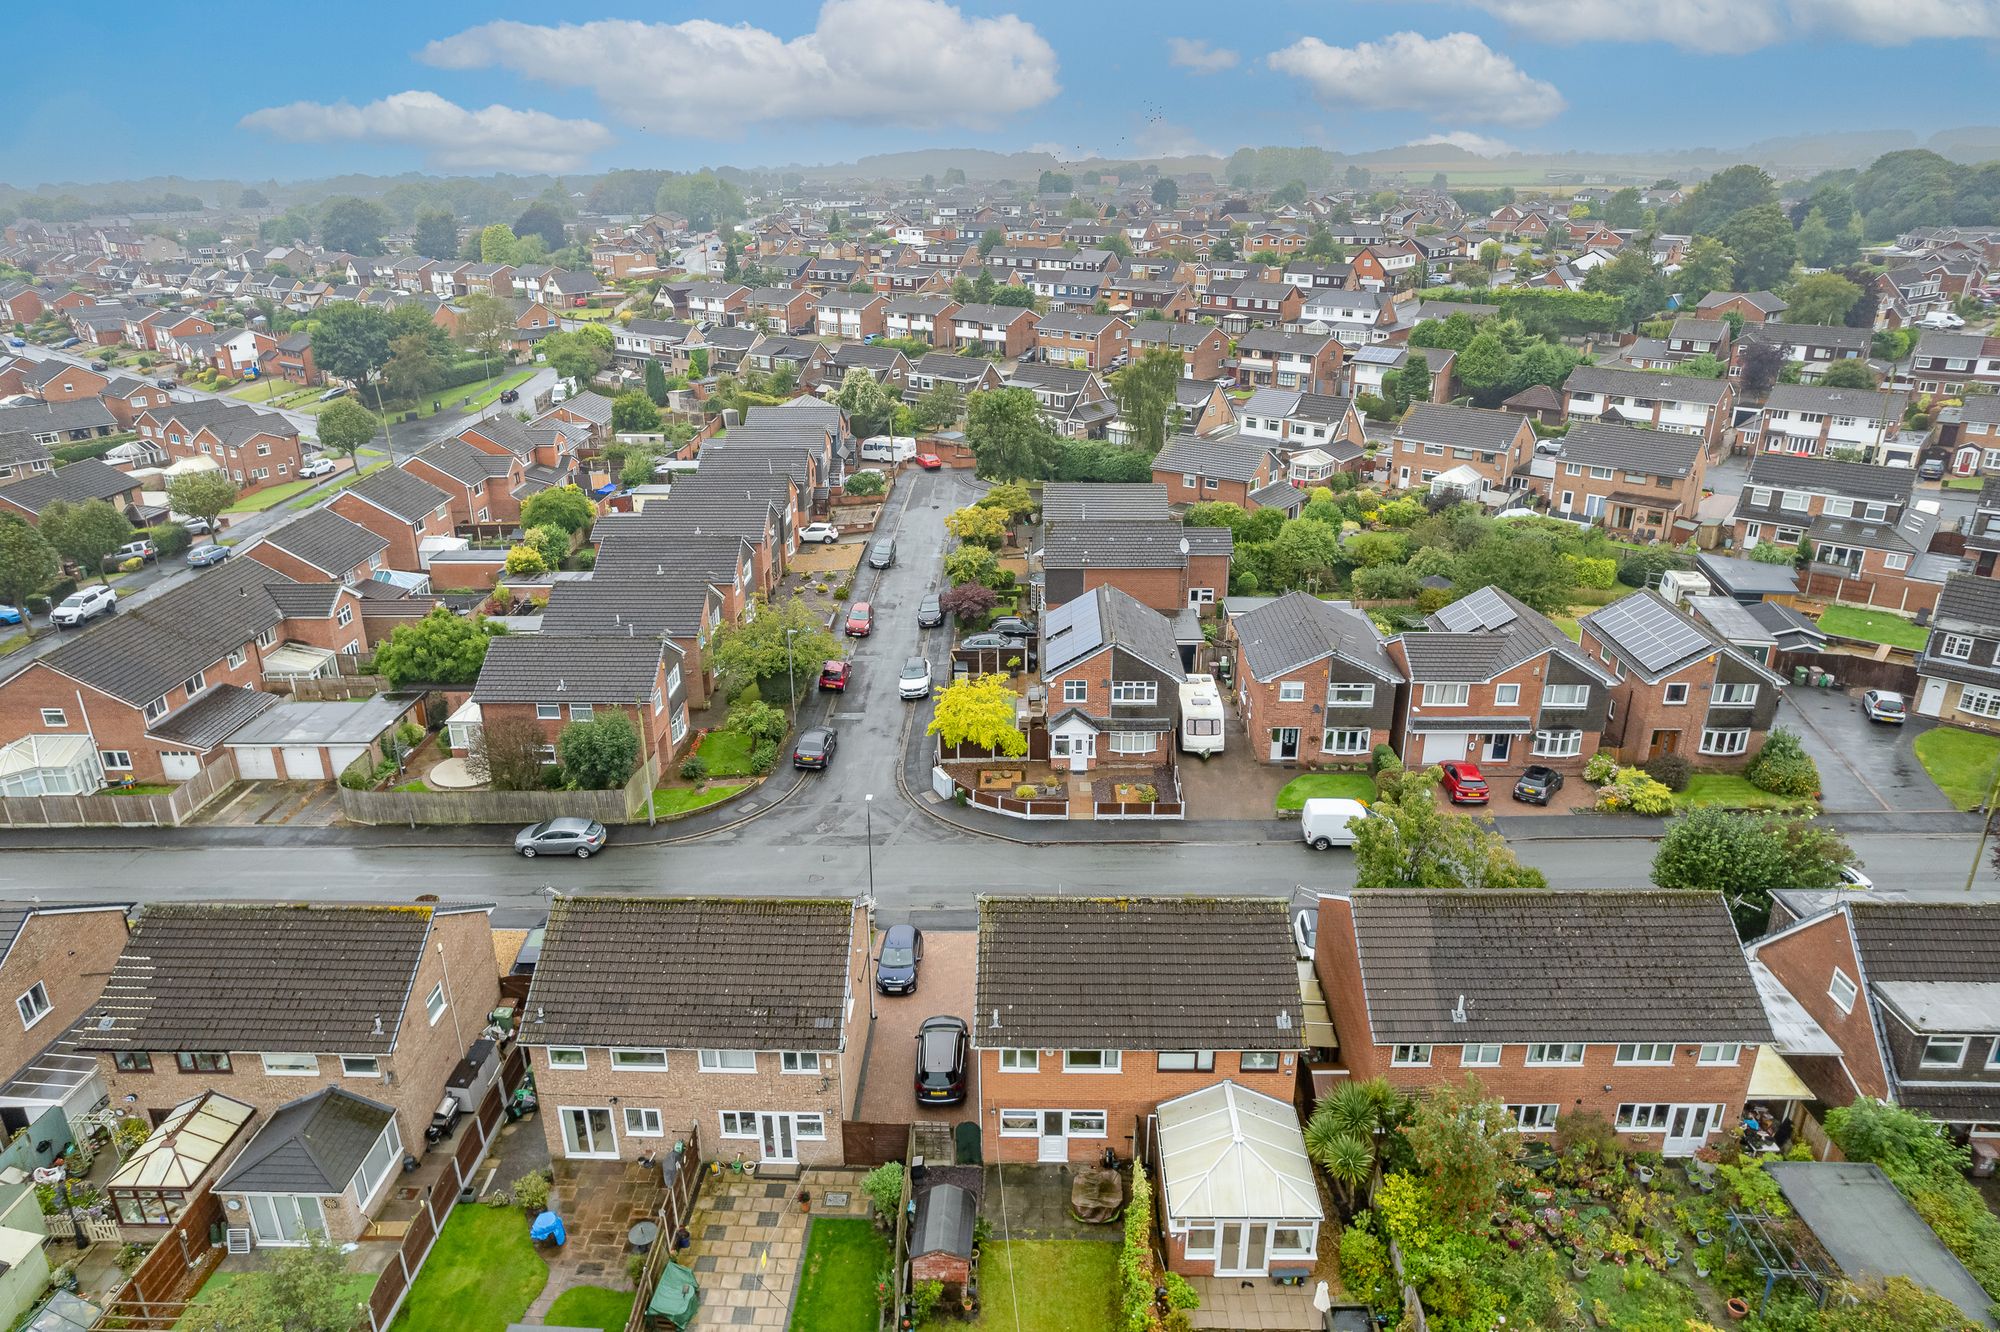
left=916, top=593, right=943, bottom=628
left=792, top=726, right=838, bottom=770
left=914, top=1015, right=969, bottom=1105
left=875, top=924, right=923, bottom=994
left=499, top=388, right=520, bottom=405
left=1512, top=764, right=1565, bottom=805
left=868, top=538, right=896, bottom=569
left=986, top=616, right=1035, bottom=638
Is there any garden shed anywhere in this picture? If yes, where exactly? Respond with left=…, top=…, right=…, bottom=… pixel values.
left=909, top=1181, right=976, bottom=1288
left=1153, top=1080, right=1321, bottom=1278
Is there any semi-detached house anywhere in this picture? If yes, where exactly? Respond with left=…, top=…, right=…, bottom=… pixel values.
left=1744, top=384, right=1910, bottom=464
left=1915, top=574, right=2000, bottom=728
left=1391, top=403, right=1535, bottom=494
left=1561, top=365, right=1734, bottom=451
left=1540, top=420, right=1707, bottom=541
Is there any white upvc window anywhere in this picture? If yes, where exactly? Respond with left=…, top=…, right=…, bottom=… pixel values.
left=1698, top=1043, right=1742, bottom=1066
left=1614, top=1043, right=1674, bottom=1066
left=1828, top=967, right=1858, bottom=1013
left=1712, top=682, right=1759, bottom=705
left=1157, top=1051, right=1215, bottom=1072
left=1391, top=1044, right=1432, bottom=1067
left=1240, top=1051, right=1281, bottom=1071
left=1921, top=1036, right=1969, bottom=1069
left=38, top=709, right=66, bottom=727
left=1941, top=634, right=1975, bottom=660
left=623, top=1107, right=664, bottom=1137
left=1277, top=681, right=1305, bottom=703
left=1323, top=728, right=1370, bottom=755
left=1111, top=681, right=1158, bottom=704
left=547, top=1047, right=586, bottom=1069
left=16, top=983, right=51, bottom=1030
left=424, top=983, right=446, bottom=1025
left=1617, top=1103, right=1672, bottom=1131
left=1063, top=1049, right=1121, bottom=1072
left=718, top=1111, right=760, bottom=1138
left=1066, top=1110, right=1108, bottom=1137
left=795, top=1113, right=826, bottom=1140
left=570, top=703, right=594, bottom=722
left=998, top=1109, right=1039, bottom=1137
left=699, top=1049, right=757, bottom=1073
left=1062, top=680, right=1087, bottom=703
left=1509, top=1103, right=1559, bottom=1132
left=780, top=1051, right=820, bottom=1074
left=610, top=1049, right=668, bottom=1071
left=1494, top=683, right=1520, bottom=706
left=1423, top=683, right=1469, bottom=707
left=1328, top=683, right=1374, bottom=707
left=341, top=1056, right=381, bottom=1077
left=1700, top=728, right=1750, bottom=757
left=536, top=703, right=561, bottom=720
left=1960, top=686, right=2000, bottom=720
left=997, top=1048, right=1039, bottom=1072
left=260, top=1052, right=319, bottom=1076
left=1533, top=730, right=1584, bottom=758
left=100, top=750, right=132, bottom=770
left=1525, top=1042, right=1586, bottom=1066
left=1460, top=1043, right=1502, bottom=1067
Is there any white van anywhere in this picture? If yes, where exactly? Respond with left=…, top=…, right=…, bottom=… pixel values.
left=1178, top=674, right=1225, bottom=755
left=860, top=435, right=917, bottom=464
left=1300, top=797, right=1370, bottom=850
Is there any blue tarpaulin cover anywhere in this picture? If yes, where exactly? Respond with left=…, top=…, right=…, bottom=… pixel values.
left=531, top=1211, right=566, bottom=1244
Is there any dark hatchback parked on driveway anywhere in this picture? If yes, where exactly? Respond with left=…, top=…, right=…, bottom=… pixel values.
left=914, top=1015, right=968, bottom=1105
left=875, top=924, right=924, bottom=994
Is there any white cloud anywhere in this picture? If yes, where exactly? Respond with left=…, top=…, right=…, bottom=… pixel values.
left=1443, top=0, right=1785, bottom=52
left=1131, top=119, right=1223, bottom=158
left=1167, top=37, right=1239, bottom=73
left=1268, top=31, right=1565, bottom=127
left=1806, top=0, right=2000, bottom=42
left=240, top=91, right=611, bottom=172
left=421, top=0, right=1059, bottom=134
left=1412, top=130, right=1518, bottom=157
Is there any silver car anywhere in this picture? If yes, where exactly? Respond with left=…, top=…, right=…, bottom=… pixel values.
left=514, top=817, right=608, bottom=858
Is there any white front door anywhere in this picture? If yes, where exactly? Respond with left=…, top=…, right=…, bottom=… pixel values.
left=1663, top=1104, right=1717, bottom=1157
left=559, top=1106, right=618, bottom=1159
left=1217, top=1222, right=1271, bottom=1276
left=1069, top=733, right=1094, bottom=772
left=247, top=1194, right=327, bottom=1246
left=1919, top=677, right=1948, bottom=717
left=759, top=1113, right=797, bottom=1164
left=1037, top=1111, right=1066, bottom=1163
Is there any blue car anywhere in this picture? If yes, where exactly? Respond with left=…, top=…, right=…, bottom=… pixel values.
left=187, top=544, right=232, bottom=568
left=0, top=604, right=20, bottom=625
left=53, top=336, right=79, bottom=349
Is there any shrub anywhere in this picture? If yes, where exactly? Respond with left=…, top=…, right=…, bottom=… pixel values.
left=148, top=522, right=192, bottom=557
left=339, top=755, right=373, bottom=790
left=679, top=755, right=708, bottom=782
left=832, top=582, right=850, bottom=599
left=1369, top=743, right=1402, bottom=775
left=1746, top=728, right=1820, bottom=797
left=1643, top=751, right=1692, bottom=792
left=727, top=699, right=788, bottom=746
left=511, top=1170, right=551, bottom=1212
left=1583, top=751, right=1619, bottom=784
left=1596, top=766, right=1675, bottom=815
left=1015, top=783, right=1037, bottom=799
left=861, top=1162, right=904, bottom=1219
left=749, top=741, right=778, bottom=774
left=843, top=470, right=886, bottom=497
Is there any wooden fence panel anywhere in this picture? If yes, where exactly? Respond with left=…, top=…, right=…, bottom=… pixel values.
left=841, top=1120, right=910, bottom=1168
left=96, top=1189, right=226, bottom=1328
left=1771, top=649, right=1918, bottom=695
left=621, top=1122, right=706, bottom=1332
left=367, top=1262, right=407, bottom=1331
left=0, top=753, right=236, bottom=829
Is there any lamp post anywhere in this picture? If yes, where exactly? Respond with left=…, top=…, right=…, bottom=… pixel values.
left=784, top=628, right=800, bottom=722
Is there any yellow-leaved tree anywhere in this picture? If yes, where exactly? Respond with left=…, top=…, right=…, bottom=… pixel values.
left=926, top=674, right=1027, bottom=756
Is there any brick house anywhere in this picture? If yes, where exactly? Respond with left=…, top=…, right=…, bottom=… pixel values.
left=1562, top=365, right=1735, bottom=452
left=1580, top=591, right=1786, bottom=766
left=1235, top=329, right=1341, bottom=394
left=1694, top=290, right=1787, bottom=325
left=743, top=286, right=817, bottom=335
left=99, top=376, right=175, bottom=429
left=329, top=467, right=456, bottom=574
left=683, top=281, right=749, bottom=325
left=1743, top=385, right=1910, bottom=464
left=136, top=399, right=305, bottom=495
left=1733, top=323, right=1872, bottom=384
left=1538, top=421, right=1708, bottom=541
left=883, top=294, right=960, bottom=348
left=1231, top=592, right=1403, bottom=766
left=75, top=901, right=499, bottom=1246
left=1038, top=586, right=1185, bottom=773
left=1386, top=586, right=1614, bottom=777
left=1755, top=895, right=2000, bottom=1137
left=1034, top=312, right=1130, bottom=370
left=1912, top=330, right=2000, bottom=396
left=1169, top=381, right=1236, bottom=439
left=1152, top=435, right=1277, bottom=507
left=1042, top=522, right=1232, bottom=616
left=0, top=904, right=132, bottom=1141
left=0, top=458, right=142, bottom=524
left=1665, top=316, right=1732, bottom=361
left=823, top=343, right=910, bottom=396
left=1314, top=890, right=1771, bottom=1156
left=948, top=304, right=1040, bottom=359
left=0, top=559, right=367, bottom=783
left=1101, top=277, right=1194, bottom=321
left=401, top=439, right=527, bottom=529
left=1390, top=404, right=1536, bottom=494
left=905, top=354, right=1002, bottom=404
left=1130, top=322, right=1227, bottom=381
left=1005, top=364, right=1115, bottom=438
left=240, top=509, right=390, bottom=586
left=1342, top=344, right=1455, bottom=404
left=1732, top=455, right=1920, bottom=565
left=1234, top=390, right=1367, bottom=470
left=1202, top=280, right=1304, bottom=333
left=813, top=291, right=887, bottom=341
left=1914, top=574, right=2000, bottom=727
left=468, top=633, right=688, bottom=776
left=517, top=896, right=869, bottom=1168
left=973, top=896, right=1302, bottom=1166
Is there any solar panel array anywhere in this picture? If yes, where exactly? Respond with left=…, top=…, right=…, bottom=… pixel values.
left=1431, top=586, right=1518, bottom=632
left=1596, top=595, right=1710, bottom=673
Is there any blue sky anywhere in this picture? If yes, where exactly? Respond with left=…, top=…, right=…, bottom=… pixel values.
left=8, top=0, right=2000, bottom=186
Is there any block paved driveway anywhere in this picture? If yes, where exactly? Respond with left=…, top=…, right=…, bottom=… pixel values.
left=1776, top=686, right=1953, bottom=813
left=856, top=929, right=976, bottom=1125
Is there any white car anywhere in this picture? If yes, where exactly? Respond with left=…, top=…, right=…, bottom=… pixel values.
left=1837, top=864, right=1874, bottom=891
left=799, top=522, right=841, bottom=544
left=51, top=586, right=116, bottom=627
left=898, top=656, right=933, bottom=700
left=297, top=457, right=336, bottom=479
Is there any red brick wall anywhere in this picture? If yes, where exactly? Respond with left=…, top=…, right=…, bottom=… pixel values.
left=1157, top=471, right=1253, bottom=507
left=329, top=495, right=447, bottom=573
left=976, top=1050, right=1297, bottom=1163
left=0, top=909, right=128, bottom=1084
left=1073, top=566, right=1184, bottom=615
left=1750, top=913, right=1887, bottom=1100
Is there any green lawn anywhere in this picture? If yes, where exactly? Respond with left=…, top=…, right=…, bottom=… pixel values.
left=1276, top=772, right=1376, bottom=812
left=543, top=1284, right=636, bottom=1331
left=177, top=1271, right=376, bottom=1327
left=389, top=1204, right=548, bottom=1331
left=1913, top=726, right=2000, bottom=810
left=1552, top=614, right=1581, bottom=642
left=103, top=783, right=174, bottom=796
left=1816, top=604, right=1929, bottom=650
left=652, top=781, right=750, bottom=818
left=696, top=729, right=758, bottom=777
left=1673, top=773, right=1810, bottom=811
left=1945, top=474, right=1987, bottom=491
left=0, top=634, right=29, bottom=656
left=463, top=368, right=536, bottom=413
left=223, top=478, right=320, bottom=513
left=790, top=1217, right=888, bottom=1332
left=973, top=1242, right=1118, bottom=1332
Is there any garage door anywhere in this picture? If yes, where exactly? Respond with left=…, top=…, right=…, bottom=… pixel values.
left=234, top=748, right=279, bottom=781
left=1421, top=731, right=1469, bottom=763
left=281, top=747, right=325, bottom=780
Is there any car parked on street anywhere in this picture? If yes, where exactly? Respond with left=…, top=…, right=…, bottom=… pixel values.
left=899, top=657, right=933, bottom=700
left=1439, top=760, right=1490, bottom=805
left=916, top=593, right=943, bottom=628
left=316, top=386, right=347, bottom=402
left=1861, top=689, right=1906, bottom=723
left=845, top=602, right=873, bottom=637
left=1512, top=765, right=1565, bottom=805
left=514, top=817, right=608, bottom=858
left=875, top=924, right=923, bottom=995
left=298, top=457, right=336, bottom=479
left=51, top=586, right=116, bottom=627
left=792, top=726, right=838, bottom=770
left=867, top=537, right=896, bottom=569
left=0, top=604, right=21, bottom=625
left=187, top=544, right=232, bottom=568
left=818, top=659, right=850, bottom=692
left=799, top=522, right=841, bottom=544
left=914, top=452, right=942, bottom=470
left=914, top=1015, right=969, bottom=1105
left=498, top=388, right=520, bottom=405
left=53, top=336, right=79, bottom=349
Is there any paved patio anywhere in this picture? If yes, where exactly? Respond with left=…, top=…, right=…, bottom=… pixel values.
left=1187, top=1277, right=1319, bottom=1331
left=980, top=1164, right=1124, bottom=1241
left=679, top=1168, right=869, bottom=1330
left=522, top=1159, right=664, bottom=1322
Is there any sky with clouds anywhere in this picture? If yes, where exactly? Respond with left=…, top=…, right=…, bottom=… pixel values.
left=10, top=0, right=2000, bottom=185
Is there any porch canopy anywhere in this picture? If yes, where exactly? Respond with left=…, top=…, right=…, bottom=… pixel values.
left=1156, top=1079, right=1322, bottom=1228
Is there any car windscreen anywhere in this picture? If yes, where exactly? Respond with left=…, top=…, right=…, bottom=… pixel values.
left=881, top=946, right=914, bottom=967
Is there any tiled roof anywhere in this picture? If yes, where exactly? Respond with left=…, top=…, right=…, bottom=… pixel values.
left=1153, top=435, right=1271, bottom=483
left=407, top=438, right=516, bottom=485
left=80, top=903, right=459, bottom=1054
left=1043, top=521, right=1231, bottom=569
left=1762, top=384, right=1907, bottom=423
left=974, top=896, right=1302, bottom=1051
left=252, top=509, right=387, bottom=576
left=1564, top=364, right=1731, bottom=407
left=472, top=634, right=663, bottom=703
left=343, top=466, right=450, bottom=523
left=1395, top=404, right=1526, bottom=453
left=1696, top=290, right=1786, bottom=314
left=216, top=1088, right=395, bottom=1194
left=1404, top=586, right=1612, bottom=683
left=146, top=684, right=279, bottom=749
left=1233, top=591, right=1401, bottom=683
left=1751, top=322, right=1872, bottom=351
left=1344, top=891, right=1772, bottom=1044
left=1744, top=455, right=1914, bottom=504
left=1847, top=900, right=2000, bottom=986
left=1557, top=420, right=1704, bottom=479
left=521, top=897, right=857, bottom=1049
left=1932, top=572, right=2000, bottom=633
left=1040, top=483, right=1170, bottom=526
left=0, top=458, right=137, bottom=514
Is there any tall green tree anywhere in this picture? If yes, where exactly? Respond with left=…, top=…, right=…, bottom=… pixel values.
left=514, top=201, right=567, bottom=253
left=311, top=303, right=396, bottom=396
left=1109, top=347, right=1180, bottom=455
left=913, top=382, right=963, bottom=430
left=1602, top=187, right=1643, bottom=229
left=0, top=516, right=58, bottom=633
left=412, top=209, right=458, bottom=260
left=643, top=358, right=671, bottom=406
left=165, top=472, right=240, bottom=530
left=710, top=595, right=841, bottom=702
left=1720, top=203, right=1799, bottom=291
left=1151, top=178, right=1179, bottom=208
left=654, top=171, right=745, bottom=231
left=835, top=368, right=895, bottom=439
left=1817, top=359, right=1881, bottom=389
left=39, top=499, right=134, bottom=583
left=479, top=223, right=519, bottom=264
left=1794, top=207, right=1834, bottom=268
left=457, top=293, right=514, bottom=363
left=1671, top=164, right=1777, bottom=237
left=1651, top=807, right=1853, bottom=933
left=1352, top=767, right=1548, bottom=889
left=612, top=390, right=661, bottom=432
left=1453, top=527, right=1577, bottom=612
left=519, top=484, right=596, bottom=535
left=1454, top=331, right=1510, bottom=400
left=372, top=610, right=496, bottom=688
left=1785, top=271, right=1864, bottom=326
left=314, top=397, right=378, bottom=457
left=966, top=388, right=1059, bottom=480
left=1400, top=1075, right=1523, bottom=1225
left=317, top=196, right=391, bottom=255
left=382, top=331, right=443, bottom=403
left=539, top=325, right=613, bottom=382
left=558, top=711, right=641, bottom=789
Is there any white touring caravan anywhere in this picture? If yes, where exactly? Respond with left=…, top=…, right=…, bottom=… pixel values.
left=859, top=435, right=917, bottom=464
left=1179, top=674, right=1225, bottom=756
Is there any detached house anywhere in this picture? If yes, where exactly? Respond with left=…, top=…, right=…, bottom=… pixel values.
left=1733, top=455, right=1949, bottom=615
left=1580, top=591, right=1785, bottom=766
left=1391, top=404, right=1535, bottom=495
left=469, top=633, right=688, bottom=776
left=813, top=291, right=887, bottom=342
left=1231, top=592, right=1402, bottom=766
left=883, top=294, right=960, bottom=348
left=240, top=509, right=390, bottom=586
left=1387, top=586, right=1614, bottom=777
left=1130, top=322, right=1226, bottom=381
left=519, top=896, right=869, bottom=1168
left=1234, top=329, right=1341, bottom=395
left=78, top=901, right=499, bottom=1246
left=1915, top=574, right=2000, bottom=727
left=1037, top=586, right=1186, bottom=772
left=973, top=896, right=1302, bottom=1168
left=1540, top=420, right=1707, bottom=541
left=1005, top=364, right=1115, bottom=438
left=1315, top=890, right=1772, bottom=1157
left=948, top=304, right=1040, bottom=359
left=1911, top=330, right=2000, bottom=396
left=401, top=438, right=527, bottom=530
left=1734, top=323, right=1871, bottom=383
left=329, top=467, right=457, bottom=575
left=1034, top=312, right=1130, bottom=370
left=1152, top=435, right=1276, bottom=507
left=1042, top=522, right=1232, bottom=616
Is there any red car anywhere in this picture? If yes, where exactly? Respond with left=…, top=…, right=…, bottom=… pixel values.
left=1439, top=761, right=1490, bottom=805
left=844, top=602, right=873, bottom=637
left=817, top=659, right=850, bottom=691
left=914, top=452, right=942, bottom=470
